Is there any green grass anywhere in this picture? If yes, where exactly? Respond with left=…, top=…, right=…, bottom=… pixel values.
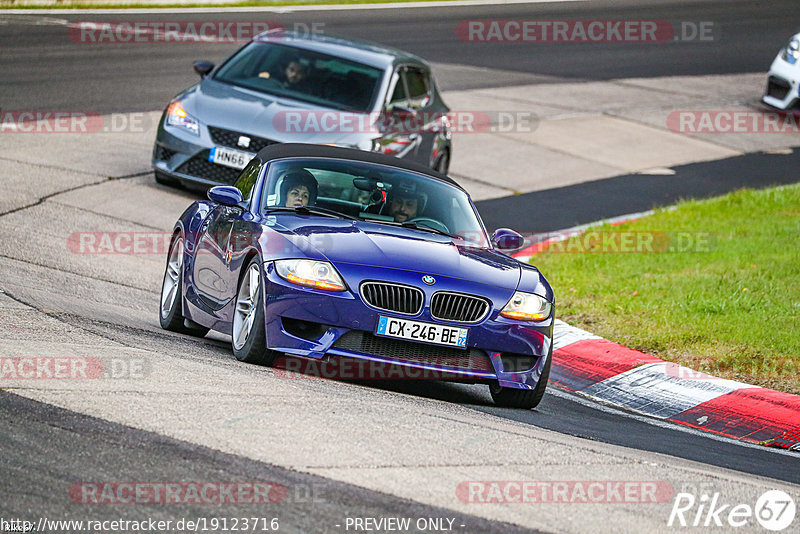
left=532, top=184, right=800, bottom=394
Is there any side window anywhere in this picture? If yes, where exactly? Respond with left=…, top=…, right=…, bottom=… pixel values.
left=233, top=159, right=261, bottom=201
left=387, top=69, right=408, bottom=107
left=404, top=68, right=431, bottom=109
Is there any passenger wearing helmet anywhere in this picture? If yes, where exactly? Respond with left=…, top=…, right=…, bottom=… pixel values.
left=280, top=169, right=318, bottom=207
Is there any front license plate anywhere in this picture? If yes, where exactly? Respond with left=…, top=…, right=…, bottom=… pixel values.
left=376, top=316, right=468, bottom=349
left=209, top=146, right=256, bottom=170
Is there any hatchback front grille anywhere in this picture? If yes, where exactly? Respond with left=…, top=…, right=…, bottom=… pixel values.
left=208, top=126, right=277, bottom=153
left=333, top=331, right=493, bottom=372
left=175, top=151, right=241, bottom=185
left=360, top=282, right=423, bottom=315
left=430, top=292, right=490, bottom=323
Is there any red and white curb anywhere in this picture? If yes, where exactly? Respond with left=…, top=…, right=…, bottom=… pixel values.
left=511, top=214, right=800, bottom=451
left=549, top=315, right=800, bottom=451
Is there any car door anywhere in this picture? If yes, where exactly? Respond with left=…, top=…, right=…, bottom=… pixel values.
left=402, top=67, right=439, bottom=168
left=192, top=160, right=261, bottom=312
left=379, top=67, right=423, bottom=163
left=192, top=205, right=237, bottom=311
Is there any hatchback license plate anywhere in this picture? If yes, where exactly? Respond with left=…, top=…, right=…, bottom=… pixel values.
left=209, top=146, right=255, bottom=170
left=376, top=316, right=468, bottom=349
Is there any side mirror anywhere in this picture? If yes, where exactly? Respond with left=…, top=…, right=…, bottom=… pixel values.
left=491, top=228, right=525, bottom=251
left=208, top=186, right=243, bottom=207
left=193, top=61, right=215, bottom=78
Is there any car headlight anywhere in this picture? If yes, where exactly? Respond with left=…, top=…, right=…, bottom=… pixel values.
left=274, top=259, right=346, bottom=291
left=782, top=37, right=800, bottom=64
left=166, top=100, right=200, bottom=136
left=500, top=291, right=552, bottom=322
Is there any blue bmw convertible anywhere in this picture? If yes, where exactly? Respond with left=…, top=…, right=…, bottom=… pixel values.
left=159, top=144, right=554, bottom=408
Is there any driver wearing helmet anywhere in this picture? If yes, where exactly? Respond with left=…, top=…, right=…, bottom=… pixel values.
left=280, top=169, right=318, bottom=207
left=387, top=188, right=427, bottom=223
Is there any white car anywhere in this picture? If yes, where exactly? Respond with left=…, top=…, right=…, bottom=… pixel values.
left=763, top=33, right=800, bottom=110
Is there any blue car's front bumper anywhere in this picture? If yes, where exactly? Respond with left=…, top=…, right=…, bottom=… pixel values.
left=259, top=262, right=553, bottom=391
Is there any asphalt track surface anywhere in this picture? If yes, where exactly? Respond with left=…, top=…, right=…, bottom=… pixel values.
left=2, top=1, right=800, bottom=531
left=348, top=379, right=800, bottom=485
left=476, top=149, right=800, bottom=231
left=2, top=0, right=800, bottom=113
left=0, top=390, right=532, bottom=533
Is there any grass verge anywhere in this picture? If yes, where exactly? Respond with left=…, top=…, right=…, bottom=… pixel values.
left=531, top=183, right=800, bottom=395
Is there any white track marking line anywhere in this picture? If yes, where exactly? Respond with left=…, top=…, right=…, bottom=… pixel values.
left=2, top=0, right=586, bottom=16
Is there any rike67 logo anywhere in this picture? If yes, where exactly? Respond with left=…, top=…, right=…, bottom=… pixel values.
left=668, top=490, right=796, bottom=531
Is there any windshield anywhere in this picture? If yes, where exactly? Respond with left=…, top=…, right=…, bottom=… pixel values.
left=261, top=158, right=490, bottom=247
left=214, top=41, right=383, bottom=111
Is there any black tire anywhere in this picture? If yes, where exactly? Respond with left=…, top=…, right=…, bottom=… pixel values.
left=434, top=149, right=450, bottom=175
left=231, top=258, right=278, bottom=366
left=155, top=170, right=181, bottom=188
left=159, top=236, right=210, bottom=337
left=489, top=348, right=551, bottom=409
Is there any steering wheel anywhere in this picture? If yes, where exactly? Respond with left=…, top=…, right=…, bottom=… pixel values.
left=406, top=217, right=450, bottom=234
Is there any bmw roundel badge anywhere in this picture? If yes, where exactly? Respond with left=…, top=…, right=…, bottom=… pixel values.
left=422, top=275, right=436, bottom=285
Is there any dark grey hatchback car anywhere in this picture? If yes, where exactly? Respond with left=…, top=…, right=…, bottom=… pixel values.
left=153, top=30, right=452, bottom=188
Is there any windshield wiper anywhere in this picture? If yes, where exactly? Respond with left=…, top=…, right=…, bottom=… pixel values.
left=399, top=221, right=460, bottom=239
left=265, top=206, right=358, bottom=220
left=367, top=218, right=456, bottom=238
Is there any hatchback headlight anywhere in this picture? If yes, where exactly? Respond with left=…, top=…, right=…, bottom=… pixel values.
left=275, top=259, right=346, bottom=291
left=500, top=291, right=552, bottom=322
left=782, top=37, right=800, bottom=64
left=166, top=100, right=200, bottom=136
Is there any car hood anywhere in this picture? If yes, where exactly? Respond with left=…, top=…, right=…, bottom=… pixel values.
left=181, top=78, right=367, bottom=145
left=270, top=217, right=522, bottom=290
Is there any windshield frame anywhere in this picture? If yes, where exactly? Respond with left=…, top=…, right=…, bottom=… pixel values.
left=258, top=156, right=490, bottom=247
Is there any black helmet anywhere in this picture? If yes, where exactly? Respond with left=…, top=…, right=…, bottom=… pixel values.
left=387, top=185, right=427, bottom=214
left=279, top=169, right=318, bottom=205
